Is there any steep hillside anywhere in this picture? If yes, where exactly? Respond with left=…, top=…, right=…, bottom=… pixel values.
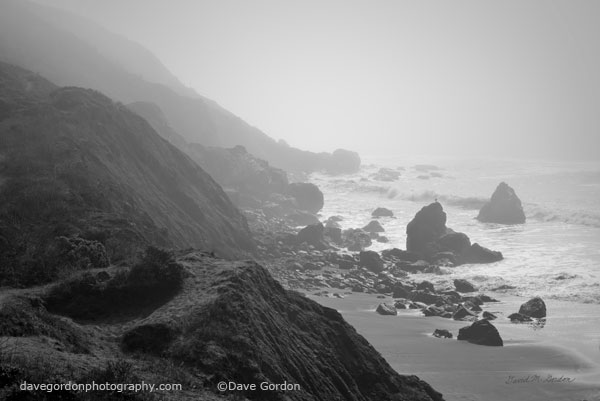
left=0, top=250, right=444, bottom=401
left=0, top=0, right=360, bottom=174
left=0, top=62, right=254, bottom=286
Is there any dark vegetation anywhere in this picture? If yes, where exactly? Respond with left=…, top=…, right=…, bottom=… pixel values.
left=45, top=247, right=184, bottom=322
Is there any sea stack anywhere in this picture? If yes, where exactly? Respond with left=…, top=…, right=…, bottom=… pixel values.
left=477, top=182, right=526, bottom=224
left=406, top=202, right=503, bottom=264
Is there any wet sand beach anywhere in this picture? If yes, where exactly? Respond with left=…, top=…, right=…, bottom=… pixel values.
left=312, top=293, right=600, bottom=401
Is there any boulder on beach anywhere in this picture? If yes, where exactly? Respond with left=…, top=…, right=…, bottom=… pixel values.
left=477, top=182, right=526, bottom=224
left=457, top=320, right=503, bottom=346
left=296, top=223, right=329, bottom=250
left=287, top=182, right=324, bottom=214
left=372, top=207, right=394, bottom=218
left=482, top=311, right=497, bottom=320
left=518, top=297, right=547, bottom=318
left=433, top=329, right=453, bottom=339
left=359, top=251, right=384, bottom=273
left=363, top=220, right=385, bottom=233
left=416, top=281, right=435, bottom=293
left=454, top=279, right=477, bottom=293
left=323, top=226, right=342, bottom=244
left=376, top=303, right=398, bottom=316
left=508, top=313, right=533, bottom=322
left=392, top=284, right=411, bottom=299
left=452, top=305, right=478, bottom=321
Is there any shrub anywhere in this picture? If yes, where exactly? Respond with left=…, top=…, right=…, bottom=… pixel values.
left=44, top=247, right=184, bottom=322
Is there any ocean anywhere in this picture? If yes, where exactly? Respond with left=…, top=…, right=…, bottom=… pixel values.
left=310, top=155, right=600, bottom=305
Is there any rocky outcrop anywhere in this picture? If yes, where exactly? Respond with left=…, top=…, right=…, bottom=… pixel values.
left=518, top=297, right=547, bottom=318
left=187, top=144, right=289, bottom=206
left=406, top=202, right=448, bottom=257
left=457, top=320, right=503, bottom=346
left=372, top=207, right=394, bottom=218
left=477, top=182, right=526, bottom=224
left=406, top=202, right=503, bottom=265
left=163, top=256, right=443, bottom=400
left=323, top=148, right=361, bottom=174
left=287, top=182, right=325, bottom=214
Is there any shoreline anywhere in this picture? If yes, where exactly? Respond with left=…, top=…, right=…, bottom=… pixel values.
left=310, top=291, right=600, bottom=401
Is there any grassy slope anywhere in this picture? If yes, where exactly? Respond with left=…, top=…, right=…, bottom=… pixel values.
left=0, top=62, right=254, bottom=286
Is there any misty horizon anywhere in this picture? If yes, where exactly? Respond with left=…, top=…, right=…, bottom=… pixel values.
left=29, top=0, right=600, bottom=161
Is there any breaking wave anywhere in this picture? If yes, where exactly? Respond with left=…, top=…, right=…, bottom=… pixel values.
left=527, top=205, right=600, bottom=228
left=404, top=190, right=487, bottom=210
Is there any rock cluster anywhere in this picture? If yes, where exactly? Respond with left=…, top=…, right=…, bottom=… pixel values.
left=406, top=202, right=503, bottom=265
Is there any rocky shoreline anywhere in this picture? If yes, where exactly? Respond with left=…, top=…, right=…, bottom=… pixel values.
left=248, top=191, right=545, bottom=349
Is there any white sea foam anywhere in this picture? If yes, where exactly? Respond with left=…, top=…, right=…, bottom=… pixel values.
left=314, top=156, right=600, bottom=305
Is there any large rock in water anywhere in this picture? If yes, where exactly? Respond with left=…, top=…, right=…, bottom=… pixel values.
left=372, top=207, right=394, bottom=217
left=287, top=182, right=325, bottom=213
left=406, top=202, right=503, bottom=264
left=324, top=148, right=361, bottom=174
left=518, top=297, right=547, bottom=318
left=457, top=320, right=503, bottom=346
left=477, top=182, right=526, bottom=224
left=406, top=202, right=447, bottom=256
left=363, top=220, right=385, bottom=233
left=463, top=243, right=503, bottom=264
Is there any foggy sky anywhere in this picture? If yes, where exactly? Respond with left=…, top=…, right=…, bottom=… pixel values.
left=32, top=0, right=600, bottom=160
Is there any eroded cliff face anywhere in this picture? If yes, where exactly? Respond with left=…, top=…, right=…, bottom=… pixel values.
left=121, top=253, right=444, bottom=401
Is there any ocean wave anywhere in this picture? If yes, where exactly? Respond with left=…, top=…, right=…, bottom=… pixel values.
left=527, top=205, right=600, bottom=228
left=404, top=190, right=487, bottom=210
